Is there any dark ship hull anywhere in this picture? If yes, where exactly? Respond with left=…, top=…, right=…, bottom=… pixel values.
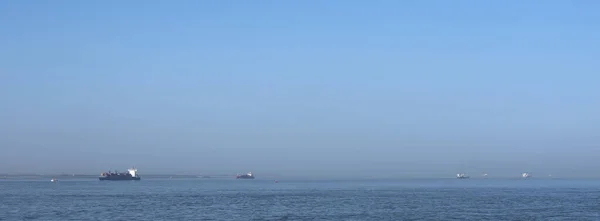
left=99, top=176, right=141, bottom=181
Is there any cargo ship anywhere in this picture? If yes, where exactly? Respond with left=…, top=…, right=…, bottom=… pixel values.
left=236, top=172, right=255, bottom=179
left=99, top=168, right=141, bottom=181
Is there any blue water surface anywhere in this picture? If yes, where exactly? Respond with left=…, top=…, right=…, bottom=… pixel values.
left=1, top=178, right=599, bottom=220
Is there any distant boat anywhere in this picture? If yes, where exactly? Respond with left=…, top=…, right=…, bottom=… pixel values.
left=50, top=178, right=57, bottom=182
left=482, top=173, right=488, bottom=177
left=236, top=172, right=255, bottom=179
left=99, top=168, right=141, bottom=181
left=456, top=173, right=470, bottom=179
left=522, top=172, right=531, bottom=178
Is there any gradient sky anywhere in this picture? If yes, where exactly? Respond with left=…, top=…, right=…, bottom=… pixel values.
left=1, top=1, right=599, bottom=178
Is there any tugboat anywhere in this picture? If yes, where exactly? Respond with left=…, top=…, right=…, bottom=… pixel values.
left=99, top=168, right=141, bottom=181
left=456, top=173, right=470, bottom=179
left=236, top=172, right=255, bottom=179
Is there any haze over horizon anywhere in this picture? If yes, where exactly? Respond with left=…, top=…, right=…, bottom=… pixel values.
left=1, top=1, right=599, bottom=178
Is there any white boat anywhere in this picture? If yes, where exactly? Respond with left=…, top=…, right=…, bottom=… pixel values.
left=456, top=173, right=470, bottom=179
left=522, top=172, right=531, bottom=178
left=50, top=178, right=57, bottom=182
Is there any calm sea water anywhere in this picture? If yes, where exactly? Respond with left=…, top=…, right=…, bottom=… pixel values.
left=1, top=178, right=599, bottom=220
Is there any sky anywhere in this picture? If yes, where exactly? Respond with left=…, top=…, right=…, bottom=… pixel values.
left=0, top=1, right=599, bottom=178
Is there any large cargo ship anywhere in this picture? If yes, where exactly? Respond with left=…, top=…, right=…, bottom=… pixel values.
left=236, top=172, right=255, bottom=179
left=99, top=168, right=141, bottom=181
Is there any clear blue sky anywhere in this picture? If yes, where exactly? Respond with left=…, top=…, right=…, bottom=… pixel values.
left=1, top=1, right=599, bottom=178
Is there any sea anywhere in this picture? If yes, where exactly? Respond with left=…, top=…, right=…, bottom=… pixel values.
left=1, top=178, right=599, bottom=220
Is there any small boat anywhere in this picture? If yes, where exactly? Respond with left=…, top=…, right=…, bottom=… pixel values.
left=50, top=178, right=57, bottom=182
left=522, top=172, right=531, bottom=178
left=456, top=173, right=470, bottom=179
left=236, top=172, right=255, bottom=179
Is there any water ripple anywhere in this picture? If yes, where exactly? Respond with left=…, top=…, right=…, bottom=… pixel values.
left=1, top=179, right=600, bottom=220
